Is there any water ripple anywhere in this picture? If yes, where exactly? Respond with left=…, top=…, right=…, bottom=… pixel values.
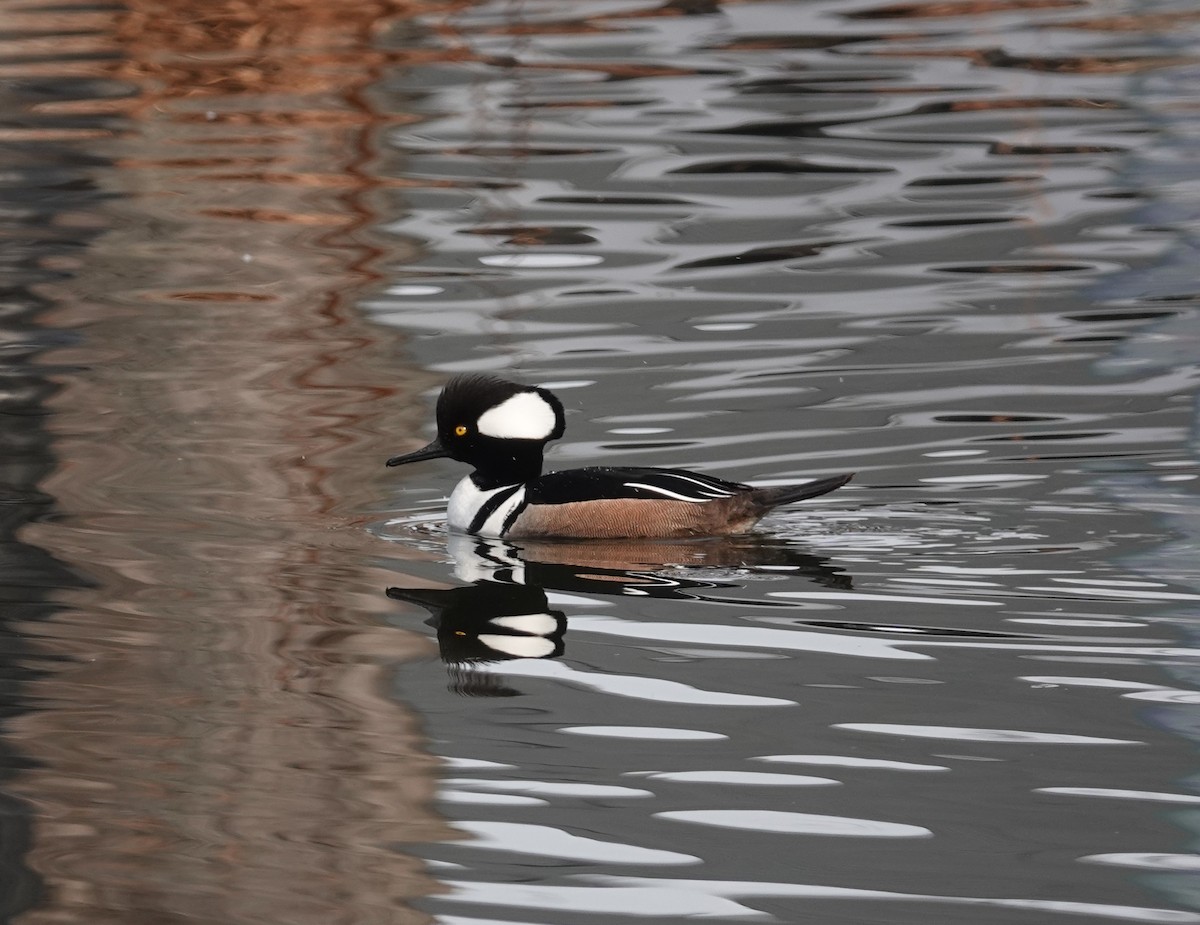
left=478, top=658, right=794, bottom=706
left=837, top=723, right=1143, bottom=745
left=12, top=0, right=1200, bottom=921
left=658, top=809, right=932, bottom=838
left=442, top=876, right=1200, bottom=922
left=451, top=821, right=700, bottom=865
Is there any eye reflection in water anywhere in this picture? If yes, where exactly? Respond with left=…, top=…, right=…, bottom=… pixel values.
left=387, top=533, right=853, bottom=695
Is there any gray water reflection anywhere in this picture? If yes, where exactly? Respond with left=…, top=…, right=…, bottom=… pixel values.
left=1, top=1, right=452, bottom=923
left=3, top=0, right=1200, bottom=922
left=0, top=49, right=104, bottom=919
left=370, top=1, right=1200, bottom=923
left=385, top=526, right=1200, bottom=924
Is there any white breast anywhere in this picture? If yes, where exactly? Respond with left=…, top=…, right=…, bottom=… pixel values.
left=447, top=476, right=527, bottom=537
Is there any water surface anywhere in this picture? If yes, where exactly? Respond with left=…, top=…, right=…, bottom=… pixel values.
left=2, top=0, right=1200, bottom=922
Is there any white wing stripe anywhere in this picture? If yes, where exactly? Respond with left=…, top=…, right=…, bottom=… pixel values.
left=654, top=472, right=736, bottom=495
left=624, top=482, right=714, bottom=503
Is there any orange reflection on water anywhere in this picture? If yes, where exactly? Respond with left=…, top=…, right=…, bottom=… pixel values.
left=9, top=0, right=465, bottom=922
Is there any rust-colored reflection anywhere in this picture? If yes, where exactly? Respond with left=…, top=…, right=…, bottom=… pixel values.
left=7, top=0, right=465, bottom=922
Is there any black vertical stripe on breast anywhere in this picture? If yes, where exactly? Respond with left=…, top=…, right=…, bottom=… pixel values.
left=468, top=484, right=523, bottom=535
left=499, top=495, right=528, bottom=536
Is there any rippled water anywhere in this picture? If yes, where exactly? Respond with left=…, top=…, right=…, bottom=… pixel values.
left=3, top=0, right=1200, bottom=922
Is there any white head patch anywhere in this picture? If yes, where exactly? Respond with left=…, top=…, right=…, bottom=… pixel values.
left=477, top=390, right=558, bottom=440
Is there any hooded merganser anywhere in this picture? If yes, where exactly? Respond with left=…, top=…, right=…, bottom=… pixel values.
left=386, top=374, right=853, bottom=539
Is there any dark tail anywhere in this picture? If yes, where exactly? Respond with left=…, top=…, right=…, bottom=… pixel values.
left=749, top=473, right=853, bottom=511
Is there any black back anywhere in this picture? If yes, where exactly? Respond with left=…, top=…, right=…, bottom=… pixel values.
left=528, top=466, right=749, bottom=505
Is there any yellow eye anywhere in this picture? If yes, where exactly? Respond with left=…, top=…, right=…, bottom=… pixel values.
left=454, top=425, right=468, bottom=436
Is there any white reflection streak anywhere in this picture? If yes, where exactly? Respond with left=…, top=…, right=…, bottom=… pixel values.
left=440, top=881, right=762, bottom=919
left=438, top=791, right=548, bottom=807
left=754, top=754, right=950, bottom=772
left=1023, top=585, right=1200, bottom=602
left=917, top=566, right=1081, bottom=575
left=644, top=770, right=841, bottom=786
left=452, top=821, right=701, bottom=865
left=657, top=809, right=931, bottom=838
left=593, top=877, right=1200, bottom=923
left=1038, top=787, right=1200, bottom=804
left=570, top=616, right=932, bottom=660
left=476, top=658, right=794, bottom=706
left=560, top=725, right=727, bottom=740
left=441, top=778, right=652, bottom=799
left=1124, top=689, right=1200, bottom=704
left=479, top=253, right=605, bottom=268
left=837, top=723, right=1140, bottom=745
left=1052, top=579, right=1168, bottom=588
left=1022, top=676, right=1163, bottom=690
left=570, top=616, right=1200, bottom=661
left=992, top=678, right=1200, bottom=705
left=769, top=591, right=1001, bottom=606
left=439, top=876, right=1200, bottom=923
left=1083, top=853, right=1200, bottom=871
left=916, top=641, right=1200, bottom=658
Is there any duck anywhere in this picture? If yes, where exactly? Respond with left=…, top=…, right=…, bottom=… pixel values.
left=386, top=374, right=852, bottom=539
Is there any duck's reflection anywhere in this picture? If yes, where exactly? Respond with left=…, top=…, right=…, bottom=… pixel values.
left=445, top=533, right=851, bottom=597
left=387, top=582, right=566, bottom=696
left=387, top=533, right=851, bottom=695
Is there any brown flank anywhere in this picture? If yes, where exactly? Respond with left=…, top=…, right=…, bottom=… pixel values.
left=506, top=473, right=853, bottom=539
